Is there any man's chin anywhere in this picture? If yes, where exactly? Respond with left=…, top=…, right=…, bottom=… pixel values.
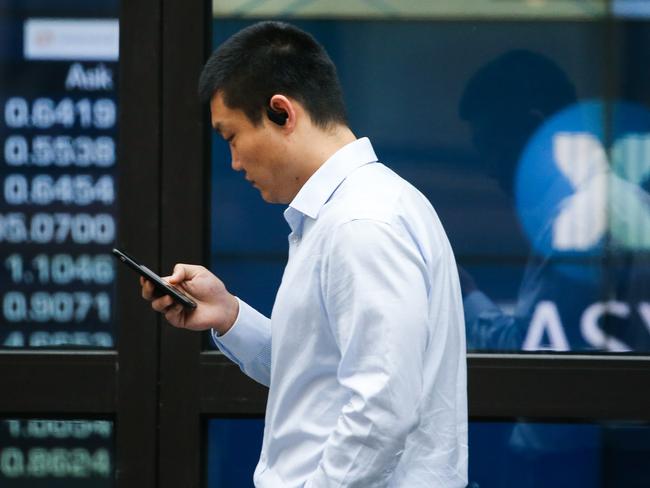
left=259, top=190, right=289, bottom=205
left=259, top=190, right=278, bottom=204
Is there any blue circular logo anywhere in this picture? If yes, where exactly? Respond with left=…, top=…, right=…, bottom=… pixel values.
left=515, top=100, right=650, bottom=272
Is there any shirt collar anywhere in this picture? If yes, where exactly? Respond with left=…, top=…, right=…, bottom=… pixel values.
left=287, top=137, right=378, bottom=221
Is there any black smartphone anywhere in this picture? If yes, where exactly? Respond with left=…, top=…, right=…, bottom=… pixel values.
left=112, top=248, right=197, bottom=309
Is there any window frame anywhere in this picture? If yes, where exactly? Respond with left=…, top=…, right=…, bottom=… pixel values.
left=3, top=2, right=649, bottom=488
left=157, top=3, right=650, bottom=487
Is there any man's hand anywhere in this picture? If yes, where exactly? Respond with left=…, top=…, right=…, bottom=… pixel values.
left=140, top=263, right=239, bottom=335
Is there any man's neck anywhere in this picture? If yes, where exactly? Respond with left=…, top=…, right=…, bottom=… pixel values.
left=301, top=124, right=357, bottom=176
left=281, top=123, right=357, bottom=204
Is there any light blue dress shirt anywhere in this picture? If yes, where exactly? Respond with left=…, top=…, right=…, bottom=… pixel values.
left=213, top=138, right=468, bottom=487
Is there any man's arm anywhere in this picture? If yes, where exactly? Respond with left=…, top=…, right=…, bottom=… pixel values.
left=212, top=298, right=272, bottom=386
left=463, top=290, right=526, bottom=350
left=141, top=264, right=272, bottom=386
left=306, top=219, right=431, bottom=487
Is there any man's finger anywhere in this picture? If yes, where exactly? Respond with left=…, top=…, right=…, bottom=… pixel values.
left=164, top=304, right=184, bottom=325
left=141, top=279, right=158, bottom=301
left=166, top=264, right=187, bottom=285
left=167, top=263, right=202, bottom=285
left=151, top=295, right=174, bottom=312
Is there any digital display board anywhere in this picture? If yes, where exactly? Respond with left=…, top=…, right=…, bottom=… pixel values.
left=0, top=419, right=113, bottom=487
left=0, top=2, right=119, bottom=349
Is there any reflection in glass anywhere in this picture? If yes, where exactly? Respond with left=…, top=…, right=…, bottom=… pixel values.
left=469, top=421, right=650, bottom=488
left=460, top=46, right=650, bottom=353
left=0, top=418, right=114, bottom=487
left=205, top=418, right=650, bottom=488
left=209, top=11, right=650, bottom=353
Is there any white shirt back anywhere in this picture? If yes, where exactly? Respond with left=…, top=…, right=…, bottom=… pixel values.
left=215, top=138, right=468, bottom=487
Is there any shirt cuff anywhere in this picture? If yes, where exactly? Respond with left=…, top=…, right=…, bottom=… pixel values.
left=211, top=297, right=271, bottom=364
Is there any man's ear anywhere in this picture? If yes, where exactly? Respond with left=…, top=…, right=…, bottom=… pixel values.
left=268, top=94, right=297, bottom=131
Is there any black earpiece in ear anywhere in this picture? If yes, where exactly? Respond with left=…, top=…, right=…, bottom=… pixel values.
left=266, top=106, right=288, bottom=126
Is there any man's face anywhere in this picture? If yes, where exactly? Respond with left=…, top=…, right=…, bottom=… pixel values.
left=210, top=92, right=293, bottom=204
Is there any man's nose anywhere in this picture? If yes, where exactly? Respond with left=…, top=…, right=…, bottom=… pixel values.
left=230, top=149, right=242, bottom=171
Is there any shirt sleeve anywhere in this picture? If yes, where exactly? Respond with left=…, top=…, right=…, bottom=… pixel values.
left=211, top=297, right=272, bottom=387
left=463, top=290, right=526, bottom=350
left=305, top=218, right=431, bottom=487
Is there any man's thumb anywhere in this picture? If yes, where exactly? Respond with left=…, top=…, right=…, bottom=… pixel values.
left=167, top=263, right=189, bottom=285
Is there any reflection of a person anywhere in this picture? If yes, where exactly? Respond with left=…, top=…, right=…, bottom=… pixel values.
left=458, top=49, right=578, bottom=351
left=459, top=50, right=650, bottom=488
left=459, top=49, right=650, bottom=353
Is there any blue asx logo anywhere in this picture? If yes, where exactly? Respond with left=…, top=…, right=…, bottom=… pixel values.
left=515, top=100, right=650, bottom=261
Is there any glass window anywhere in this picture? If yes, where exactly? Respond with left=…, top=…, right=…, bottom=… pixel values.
left=205, top=418, right=263, bottom=488
left=470, top=420, right=650, bottom=488
left=0, top=1, right=119, bottom=349
left=205, top=418, right=650, bottom=487
left=0, top=418, right=114, bottom=486
left=208, top=3, right=650, bottom=353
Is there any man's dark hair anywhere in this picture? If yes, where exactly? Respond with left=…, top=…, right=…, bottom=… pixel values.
left=458, top=50, right=577, bottom=197
left=459, top=49, right=576, bottom=124
left=198, top=21, right=347, bottom=128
